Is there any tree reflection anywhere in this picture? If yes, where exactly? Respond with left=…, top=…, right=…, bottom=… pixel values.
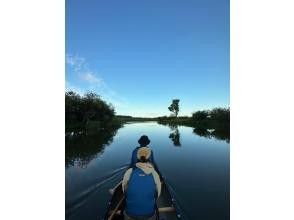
left=193, top=126, right=230, bottom=143
left=158, top=119, right=229, bottom=144
left=65, top=125, right=122, bottom=168
left=168, top=124, right=181, bottom=147
left=210, top=127, right=230, bottom=143
left=193, top=127, right=211, bottom=138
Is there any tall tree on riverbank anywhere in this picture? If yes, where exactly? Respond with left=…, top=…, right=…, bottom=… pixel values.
left=168, top=99, right=180, bottom=117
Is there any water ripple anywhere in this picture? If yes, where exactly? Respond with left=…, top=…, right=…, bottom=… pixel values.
left=66, top=164, right=129, bottom=217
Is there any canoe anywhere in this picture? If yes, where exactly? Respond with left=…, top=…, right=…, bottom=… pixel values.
left=104, top=167, right=182, bottom=220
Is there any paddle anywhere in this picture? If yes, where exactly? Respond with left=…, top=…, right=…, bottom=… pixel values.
left=108, top=196, right=125, bottom=220
left=109, top=180, right=122, bottom=195
left=158, top=206, right=175, bottom=212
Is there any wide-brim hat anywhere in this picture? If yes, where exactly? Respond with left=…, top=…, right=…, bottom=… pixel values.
left=137, top=147, right=151, bottom=160
left=138, top=135, right=150, bottom=146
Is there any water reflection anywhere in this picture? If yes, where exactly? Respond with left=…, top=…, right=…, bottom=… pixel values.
left=193, top=126, right=230, bottom=143
left=157, top=120, right=229, bottom=143
left=65, top=122, right=229, bottom=220
left=65, top=126, right=122, bottom=168
left=168, top=124, right=181, bottom=147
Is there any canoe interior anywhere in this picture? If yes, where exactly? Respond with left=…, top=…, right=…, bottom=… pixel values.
left=104, top=179, right=179, bottom=220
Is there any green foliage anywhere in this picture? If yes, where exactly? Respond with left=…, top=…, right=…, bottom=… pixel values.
left=192, top=108, right=229, bottom=123
left=158, top=116, right=191, bottom=125
left=158, top=107, right=230, bottom=142
left=209, top=107, right=230, bottom=122
left=65, top=91, right=116, bottom=131
left=192, top=110, right=209, bottom=121
left=168, top=99, right=180, bottom=117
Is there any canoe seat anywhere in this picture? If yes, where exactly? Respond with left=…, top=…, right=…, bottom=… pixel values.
left=109, top=206, right=175, bottom=216
left=158, top=206, right=175, bottom=212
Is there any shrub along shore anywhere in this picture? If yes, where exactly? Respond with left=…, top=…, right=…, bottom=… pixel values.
left=116, top=108, right=229, bottom=130
left=65, top=91, right=229, bottom=141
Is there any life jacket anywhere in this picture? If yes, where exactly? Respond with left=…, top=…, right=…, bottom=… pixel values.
left=125, top=167, right=157, bottom=217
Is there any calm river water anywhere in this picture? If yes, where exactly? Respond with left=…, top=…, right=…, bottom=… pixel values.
left=65, top=122, right=229, bottom=220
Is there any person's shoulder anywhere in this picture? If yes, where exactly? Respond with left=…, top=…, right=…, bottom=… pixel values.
left=126, top=167, right=133, bottom=172
left=152, top=169, right=161, bottom=181
left=124, top=168, right=133, bottom=176
left=153, top=169, right=159, bottom=176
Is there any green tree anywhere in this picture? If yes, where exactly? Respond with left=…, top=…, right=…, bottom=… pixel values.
left=209, top=107, right=230, bottom=122
left=65, top=91, right=115, bottom=130
left=192, top=110, right=209, bottom=121
left=168, top=99, right=180, bottom=117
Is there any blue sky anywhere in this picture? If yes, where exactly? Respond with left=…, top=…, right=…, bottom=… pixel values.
left=66, top=0, right=229, bottom=117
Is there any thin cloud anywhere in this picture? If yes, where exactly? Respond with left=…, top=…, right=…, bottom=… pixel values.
left=66, top=54, right=104, bottom=86
left=66, top=54, right=128, bottom=110
left=81, top=71, right=103, bottom=85
left=66, top=54, right=85, bottom=73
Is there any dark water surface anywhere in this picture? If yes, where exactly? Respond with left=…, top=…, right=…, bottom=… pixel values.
left=65, top=122, right=229, bottom=220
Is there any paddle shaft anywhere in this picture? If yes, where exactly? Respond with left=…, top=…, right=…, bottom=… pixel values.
left=109, top=180, right=122, bottom=195
left=113, top=180, right=122, bottom=190
left=108, top=196, right=125, bottom=220
left=158, top=206, right=175, bottom=212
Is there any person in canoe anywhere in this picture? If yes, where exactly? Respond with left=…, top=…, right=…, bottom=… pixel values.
left=130, top=135, right=155, bottom=168
left=122, top=147, right=161, bottom=220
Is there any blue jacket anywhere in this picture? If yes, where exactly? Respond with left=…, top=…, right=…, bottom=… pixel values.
left=125, top=167, right=157, bottom=217
left=130, top=146, right=155, bottom=168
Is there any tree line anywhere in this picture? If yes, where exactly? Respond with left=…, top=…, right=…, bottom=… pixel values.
left=65, top=93, right=229, bottom=140
left=192, top=108, right=230, bottom=123
left=65, top=91, right=116, bottom=131
left=158, top=99, right=230, bottom=141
